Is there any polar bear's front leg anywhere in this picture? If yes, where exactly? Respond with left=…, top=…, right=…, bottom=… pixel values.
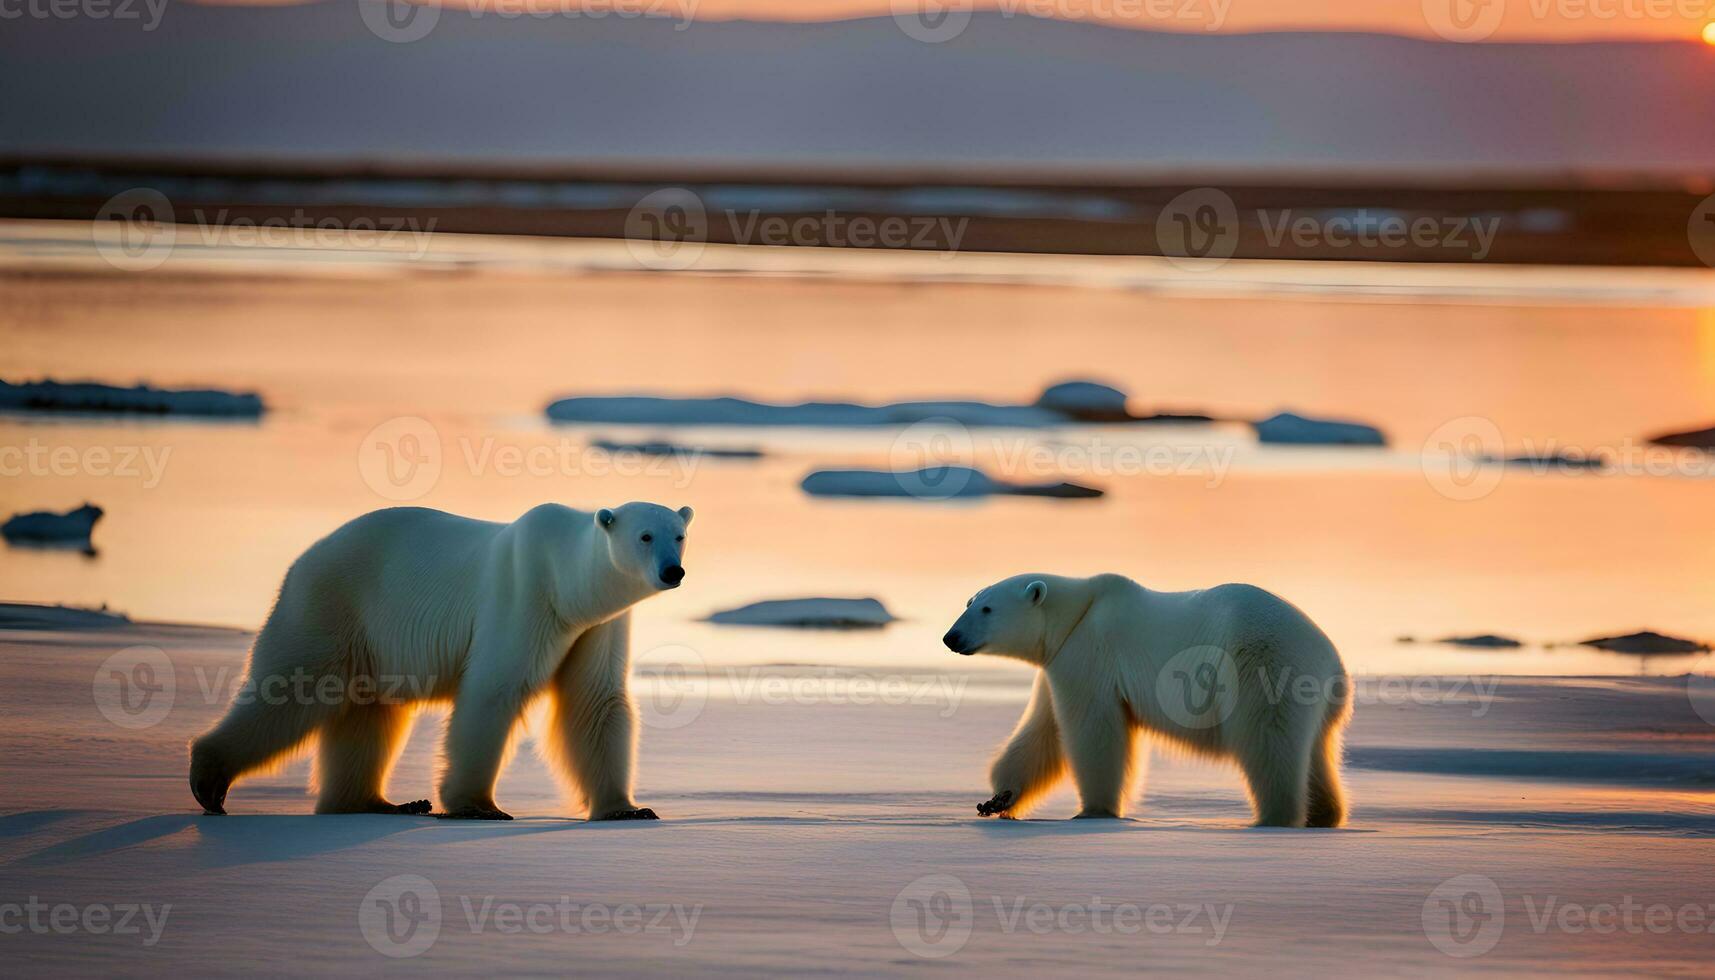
left=982, top=674, right=1066, bottom=818
left=546, top=613, right=656, bottom=821
left=438, top=670, right=524, bottom=820
left=1052, top=683, right=1136, bottom=819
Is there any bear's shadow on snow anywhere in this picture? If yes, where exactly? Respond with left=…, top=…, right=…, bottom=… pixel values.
left=11, top=813, right=433, bottom=869
left=9, top=812, right=668, bottom=870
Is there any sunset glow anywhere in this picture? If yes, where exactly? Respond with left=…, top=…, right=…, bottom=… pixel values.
left=191, top=0, right=1715, bottom=43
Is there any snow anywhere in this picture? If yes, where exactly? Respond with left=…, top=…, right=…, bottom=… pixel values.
left=800, top=467, right=1104, bottom=500
left=546, top=383, right=1219, bottom=430
left=1398, top=634, right=1525, bottom=649
left=1576, top=631, right=1711, bottom=654
left=547, top=395, right=1064, bottom=428
left=703, top=598, right=897, bottom=629
left=1033, top=380, right=1131, bottom=422
left=0, top=379, right=264, bottom=417
left=2, top=621, right=1713, bottom=975
left=2, top=503, right=103, bottom=547
left=1251, top=411, right=1387, bottom=446
left=0, top=601, right=129, bottom=631
left=1647, top=423, right=1715, bottom=449
left=589, top=439, right=763, bottom=460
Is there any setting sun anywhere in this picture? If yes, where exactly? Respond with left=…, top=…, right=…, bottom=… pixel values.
left=1704, top=21, right=1715, bottom=44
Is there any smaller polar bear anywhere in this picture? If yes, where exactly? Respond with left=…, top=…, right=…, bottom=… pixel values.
left=189, top=501, right=691, bottom=821
left=942, top=573, right=1351, bottom=827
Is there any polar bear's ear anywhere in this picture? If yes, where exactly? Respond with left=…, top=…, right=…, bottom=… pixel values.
left=677, top=506, right=694, bottom=526
left=1025, top=580, right=1047, bottom=606
left=596, top=508, right=615, bottom=530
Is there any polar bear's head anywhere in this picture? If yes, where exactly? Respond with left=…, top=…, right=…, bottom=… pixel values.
left=596, top=502, right=694, bottom=590
left=942, top=575, right=1050, bottom=664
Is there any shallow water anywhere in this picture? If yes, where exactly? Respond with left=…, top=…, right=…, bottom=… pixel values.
left=5, top=221, right=1715, bottom=677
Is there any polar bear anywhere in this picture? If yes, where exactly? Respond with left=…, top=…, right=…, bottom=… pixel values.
left=189, top=501, right=692, bottom=821
left=942, top=573, right=1351, bottom=827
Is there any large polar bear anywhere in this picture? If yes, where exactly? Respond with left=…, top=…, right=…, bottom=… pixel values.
left=189, top=502, right=692, bottom=821
left=942, top=573, right=1351, bottom=827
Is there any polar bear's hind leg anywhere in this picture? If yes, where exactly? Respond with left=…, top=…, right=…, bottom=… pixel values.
left=188, top=616, right=345, bottom=814
left=189, top=686, right=334, bottom=815
left=314, top=703, right=428, bottom=814
left=1236, top=710, right=1316, bottom=828
left=1305, top=688, right=1351, bottom=828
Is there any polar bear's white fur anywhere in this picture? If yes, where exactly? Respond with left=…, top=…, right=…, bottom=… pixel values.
left=189, top=502, right=692, bottom=821
left=943, top=573, right=1351, bottom=827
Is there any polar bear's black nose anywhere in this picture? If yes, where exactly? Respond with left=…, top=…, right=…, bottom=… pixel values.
left=943, top=629, right=965, bottom=653
left=660, top=565, right=685, bottom=586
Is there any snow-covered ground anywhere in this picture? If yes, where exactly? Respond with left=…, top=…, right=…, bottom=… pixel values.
left=3, top=619, right=1713, bottom=976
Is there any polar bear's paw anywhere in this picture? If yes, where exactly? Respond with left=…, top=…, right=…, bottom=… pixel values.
left=369, top=799, right=433, bottom=815
left=189, top=745, right=231, bottom=816
left=438, top=806, right=514, bottom=821
left=976, top=790, right=1015, bottom=817
left=594, top=807, right=659, bottom=821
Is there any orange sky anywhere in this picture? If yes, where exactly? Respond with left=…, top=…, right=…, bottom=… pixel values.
left=201, top=0, right=1715, bottom=42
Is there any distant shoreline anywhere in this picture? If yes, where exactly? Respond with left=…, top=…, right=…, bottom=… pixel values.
left=7, top=157, right=1712, bottom=267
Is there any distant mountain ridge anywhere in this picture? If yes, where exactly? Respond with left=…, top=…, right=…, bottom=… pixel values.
left=2, top=5, right=1714, bottom=178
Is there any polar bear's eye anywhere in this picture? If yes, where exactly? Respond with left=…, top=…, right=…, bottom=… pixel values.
left=640, top=533, right=653, bottom=543
left=981, top=606, right=992, bottom=615
left=675, top=535, right=684, bottom=542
